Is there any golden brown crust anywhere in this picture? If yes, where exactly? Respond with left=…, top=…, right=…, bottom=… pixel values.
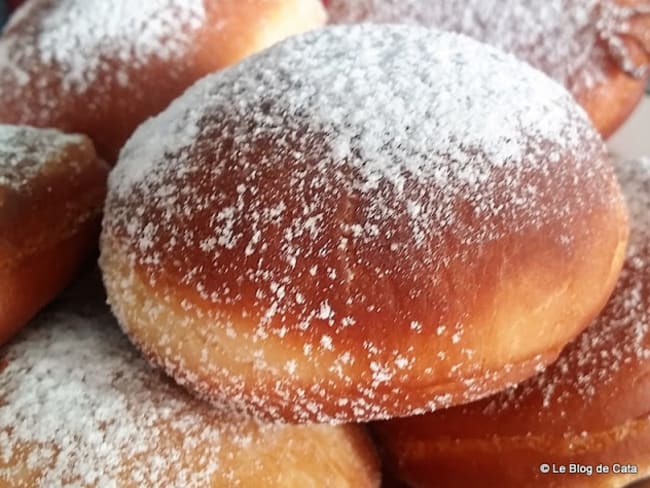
left=0, top=125, right=108, bottom=345
left=101, top=200, right=627, bottom=423
left=376, top=418, right=650, bottom=488
left=372, top=158, right=650, bottom=488
left=0, top=131, right=107, bottom=267
left=101, top=26, right=629, bottom=423
left=0, top=221, right=99, bottom=346
left=0, top=0, right=326, bottom=162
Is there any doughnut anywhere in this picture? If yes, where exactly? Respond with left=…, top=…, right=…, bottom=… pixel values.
left=326, top=0, right=650, bottom=138
left=0, top=0, right=326, bottom=162
left=0, top=273, right=381, bottom=487
left=100, top=25, right=629, bottom=424
left=0, top=124, right=108, bottom=346
left=372, top=157, right=650, bottom=488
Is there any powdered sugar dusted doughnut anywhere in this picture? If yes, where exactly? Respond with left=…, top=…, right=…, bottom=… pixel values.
left=0, top=0, right=326, bottom=162
left=100, top=25, right=628, bottom=423
left=0, top=124, right=108, bottom=346
left=0, top=274, right=380, bottom=487
left=327, top=0, right=650, bottom=137
left=373, top=157, right=650, bottom=488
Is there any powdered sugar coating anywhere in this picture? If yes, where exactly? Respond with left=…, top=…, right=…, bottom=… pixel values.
left=0, top=274, right=376, bottom=487
left=0, top=0, right=328, bottom=162
left=103, top=25, right=620, bottom=422
left=2, top=0, right=205, bottom=93
left=327, top=0, right=650, bottom=91
left=0, top=124, right=88, bottom=190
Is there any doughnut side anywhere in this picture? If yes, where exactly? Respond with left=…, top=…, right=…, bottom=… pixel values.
left=0, top=220, right=99, bottom=345
left=578, top=62, right=649, bottom=139
left=374, top=419, right=650, bottom=488
left=0, top=277, right=381, bottom=488
left=372, top=158, right=650, bottom=487
left=0, top=0, right=326, bottom=162
left=101, top=192, right=627, bottom=423
left=0, top=130, right=108, bottom=268
left=576, top=10, right=650, bottom=139
left=0, top=126, right=108, bottom=344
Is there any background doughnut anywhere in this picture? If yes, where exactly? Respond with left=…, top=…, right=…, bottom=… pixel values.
left=0, top=0, right=326, bottom=162
left=0, top=272, right=381, bottom=488
left=326, top=0, right=650, bottom=138
left=0, top=124, right=108, bottom=345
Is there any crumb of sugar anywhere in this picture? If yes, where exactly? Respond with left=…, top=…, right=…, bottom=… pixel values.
left=103, top=25, right=613, bottom=422
left=327, top=0, right=650, bottom=92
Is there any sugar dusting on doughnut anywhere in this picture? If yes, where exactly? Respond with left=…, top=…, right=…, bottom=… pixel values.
left=477, top=157, right=650, bottom=425
left=0, top=0, right=328, bottom=162
left=0, top=124, right=88, bottom=190
left=2, top=0, right=205, bottom=93
left=327, top=0, right=650, bottom=90
left=1, top=303, right=223, bottom=486
left=102, top=25, right=627, bottom=422
left=0, top=275, right=380, bottom=487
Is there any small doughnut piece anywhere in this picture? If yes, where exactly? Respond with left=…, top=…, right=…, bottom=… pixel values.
left=327, top=0, right=650, bottom=138
left=372, top=158, right=650, bottom=488
left=0, top=0, right=326, bottom=162
left=0, top=124, right=108, bottom=345
left=100, top=25, right=628, bottom=424
left=0, top=274, right=381, bottom=488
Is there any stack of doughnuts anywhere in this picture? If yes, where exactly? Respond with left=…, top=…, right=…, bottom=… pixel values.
left=0, top=0, right=326, bottom=161
left=0, top=1, right=648, bottom=486
left=0, top=124, right=108, bottom=345
left=326, top=0, right=650, bottom=138
left=0, top=274, right=381, bottom=487
left=373, top=158, right=650, bottom=487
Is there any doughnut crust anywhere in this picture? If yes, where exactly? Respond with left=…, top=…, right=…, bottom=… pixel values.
left=373, top=158, right=650, bottom=488
left=0, top=273, right=381, bottom=488
left=0, top=124, right=108, bottom=345
left=100, top=25, right=629, bottom=424
left=327, top=0, right=650, bottom=138
left=0, top=0, right=326, bottom=162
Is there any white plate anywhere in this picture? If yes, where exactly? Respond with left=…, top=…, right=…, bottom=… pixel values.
left=609, top=96, right=650, bottom=161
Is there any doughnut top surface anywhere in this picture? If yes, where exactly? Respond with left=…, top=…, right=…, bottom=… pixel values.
left=1, top=0, right=206, bottom=92
left=0, top=124, right=88, bottom=190
left=110, top=23, right=606, bottom=303
left=327, top=0, right=650, bottom=90
left=104, top=25, right=622, bottom=422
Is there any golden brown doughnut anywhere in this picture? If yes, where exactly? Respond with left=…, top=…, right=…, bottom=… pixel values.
left=0, top=124, right=108, bottom=346
left=0, top=273, right=381, bottom=487
left=326, top=0, right=650, bottom=138
left=100, top=25, right=628, bottom=424
left=0, top=0, right=326, bottom=162
left=372, top=158, right=650, bottom=488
